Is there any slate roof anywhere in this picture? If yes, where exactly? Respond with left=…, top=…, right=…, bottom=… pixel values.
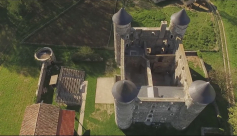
left=112, top=8, right=132, bottom=25
left=112, top=80, right=139, bottom=103
left=56, top=67, right=85, bottom=105
left=171, top=9, right=190, bottom=25
left=20, top=103, right=75, bottom=135
left=189, top=80, right=216, bottom=104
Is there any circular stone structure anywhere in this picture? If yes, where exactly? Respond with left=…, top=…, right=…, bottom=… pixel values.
left=34, top=47, right=55, bottom=62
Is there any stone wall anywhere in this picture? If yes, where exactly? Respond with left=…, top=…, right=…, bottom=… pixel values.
left=36, top=62, right=48, bottom=103
left=169, top=22, right=188, bottom=38
left=114, top=100, right=135, bottom=129
left=173, top=44, right=192, bottom=91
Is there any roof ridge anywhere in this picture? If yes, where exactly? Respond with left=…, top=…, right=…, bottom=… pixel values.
left=34, top=103, right=41, bottom=135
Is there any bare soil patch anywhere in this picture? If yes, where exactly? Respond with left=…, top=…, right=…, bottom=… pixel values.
left=187, top=56, right=202, bottom=68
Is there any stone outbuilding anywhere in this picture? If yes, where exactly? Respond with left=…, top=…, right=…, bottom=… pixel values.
left=19, top=103, right=75, bottom=135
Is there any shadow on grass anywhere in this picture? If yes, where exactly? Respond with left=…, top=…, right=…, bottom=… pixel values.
left=219, top=10, right=237, bottom=27
left=189, top=67, right=206, bottom=81
left=2, top=45, right=40, bottom=77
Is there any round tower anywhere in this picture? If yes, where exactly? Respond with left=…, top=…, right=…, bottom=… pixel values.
left=34, top=47, right=56, bottom=65
left=171, top=80, right=216, bottom=130
left=169, top=9, right=190, bottom=38
left=112, top=8, right=132, bottom=66
left=112, top=80, right=139, bottom=129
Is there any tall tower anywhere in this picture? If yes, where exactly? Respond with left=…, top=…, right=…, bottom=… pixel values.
left=169, top=9, right=190, bottom=38
left=112, top=8, right=132, bottom=66
left=171, top=80, right=216, bottom=130
left=112, top=80, right=139, bottom=129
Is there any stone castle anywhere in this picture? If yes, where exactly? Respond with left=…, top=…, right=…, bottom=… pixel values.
left=111, top=8, right=216, bottom=130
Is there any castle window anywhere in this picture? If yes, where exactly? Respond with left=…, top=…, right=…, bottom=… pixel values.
left=135, top=105, right=138, bottom=110
left=170, top=35, right=173, bottom=39
left=151, top=105, right=155, bottom=108
left=170, top=113, right=174, bottom=116
left=150, top=110, right=153, bottom=113
left=126, top=34, right=129, bottom=39
left=126, top=44, right=129, bottom=48
left=147, top=119, right=151, bottom=122
left=148, top=114, right=153, bottom=118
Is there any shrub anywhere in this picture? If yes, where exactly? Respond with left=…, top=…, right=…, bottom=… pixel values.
left=72, top=46, right=102, bottom=62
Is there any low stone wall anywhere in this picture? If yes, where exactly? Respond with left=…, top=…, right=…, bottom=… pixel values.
left=199, top=58, right=209, bottom=79
left=35, top=62, right=48, bottom=103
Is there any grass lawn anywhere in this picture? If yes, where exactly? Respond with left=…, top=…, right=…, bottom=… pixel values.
left=0, top=45, right=39, bottom=135
left=187, top=56, right=206, bottom=81
left=124, top=0, right=217, bottom=51
left=211, top=0, right=237, bottom=100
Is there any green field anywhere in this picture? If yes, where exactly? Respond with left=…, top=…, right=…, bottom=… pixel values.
left=211, top=0, right=237, bottom=99
left=0, top=45, right=39, bottom=134
left=124, top=0, right=216, bottom=51
left=0, top=0, right=230, bottom=135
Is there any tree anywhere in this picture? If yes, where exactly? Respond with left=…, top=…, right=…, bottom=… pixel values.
left=229, top=104, right=237, bottom=135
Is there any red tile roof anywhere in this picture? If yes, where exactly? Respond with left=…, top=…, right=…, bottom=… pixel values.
left=57, top=110, right=75, bottom=135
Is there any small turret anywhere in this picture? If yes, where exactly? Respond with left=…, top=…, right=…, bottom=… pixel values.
left=112, top=8, right=132, bottom=65
left=169, top=9, right=190, bottom=38
left=171, top=80, right=216, bottom=130
left=34, top=47, right=56, bottom=65
left=112, top=80, right=139, bottom=129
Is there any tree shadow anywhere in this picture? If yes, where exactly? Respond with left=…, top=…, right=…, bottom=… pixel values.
left=219, top=10, right=237, bottom=27
left=2, top=45, right=40, bottom=78
left=82, top=129, right=90, bottom=136
left=24, top=0, right=115, bottom=47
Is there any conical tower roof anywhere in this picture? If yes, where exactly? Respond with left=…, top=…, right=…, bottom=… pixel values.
left=112, top=80, right=139, bottom=103
left=189, top=80, right=216, bottom=105
left=171, top=9, right=190, bottom=25
left=112, top=8, right=132, bottom=25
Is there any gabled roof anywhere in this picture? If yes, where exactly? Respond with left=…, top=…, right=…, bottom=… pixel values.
left=19, top=104, right=40, bottom=135
left=56, top=67, right=85, bottom=105
left=189, top=80, right=216, bottom=104
left=171, top=9, right=190, bottom=25
left=57, top=110, right=75, bottom=135
left=112, top=80, right=139, bottom=103
left=20, top=103, right=75, bottom=135
left=20, top=103, right=59, bottom=135
left=112, top=8, right=132, bottom=25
